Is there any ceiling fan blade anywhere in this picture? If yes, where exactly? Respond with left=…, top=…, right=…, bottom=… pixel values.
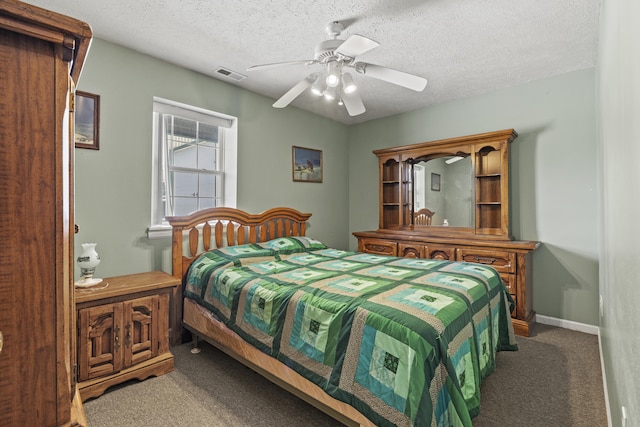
left=336, top=34, right=379, bottom=58
left=272, top=75, right=316, bottom=108
left=354, top=62, right=427, bottom=92
left=247, top=60, right=316, bottom=72
left=342, top=90, right=366, bottom=116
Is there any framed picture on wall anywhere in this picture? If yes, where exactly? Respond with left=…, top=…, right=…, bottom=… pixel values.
left=292, top=146, right=322, bottom=183
left=431, top=172, right=441, bottom=191
left=75, top=91, right=100, bottom=150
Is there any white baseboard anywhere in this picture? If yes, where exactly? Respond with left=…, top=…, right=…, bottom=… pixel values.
left=598, top=330, right=613, bottom=427
left=536, top=314, right=599, bottom=335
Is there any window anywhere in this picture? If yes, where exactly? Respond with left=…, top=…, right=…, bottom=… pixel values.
left=149, top=98, right=237, bottom=238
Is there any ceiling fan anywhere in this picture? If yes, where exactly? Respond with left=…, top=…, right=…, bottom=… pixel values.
left=247, top=21, right=428, bottom=117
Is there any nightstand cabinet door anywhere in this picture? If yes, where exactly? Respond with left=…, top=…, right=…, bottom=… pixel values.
left=75, top=271, right=178, bottom=400
left=124, top=295, right=165, bottom=367
left=79, top=304, right=124, bottom=381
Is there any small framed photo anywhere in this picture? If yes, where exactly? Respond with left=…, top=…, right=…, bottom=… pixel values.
left=292, top=146, right=322, bottom=183
left=431, top=173, right=441, bottom=191
left=75, top=91, right=100, bottom=150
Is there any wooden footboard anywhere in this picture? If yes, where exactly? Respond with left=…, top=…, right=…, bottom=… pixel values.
left=183, top=298, right=374, bottom=427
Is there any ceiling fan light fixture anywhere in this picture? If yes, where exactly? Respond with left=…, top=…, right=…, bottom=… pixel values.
left=324, top=86, right=337, bottom=101
left=325, top=61, right=340, bottom=87
left=342, top=73, right=357, bottom=94
left=310, top=76, right=325, bottom=96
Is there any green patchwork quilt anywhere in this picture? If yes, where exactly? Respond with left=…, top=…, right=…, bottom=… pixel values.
left=185, top=236, right=517, bottom=427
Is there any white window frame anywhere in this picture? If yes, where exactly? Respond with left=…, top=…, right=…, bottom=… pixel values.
left=148, top=97, right=237, bottom=238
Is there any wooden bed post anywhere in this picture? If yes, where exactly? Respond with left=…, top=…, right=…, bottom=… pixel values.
left=170, top=225, right=184, bottom=345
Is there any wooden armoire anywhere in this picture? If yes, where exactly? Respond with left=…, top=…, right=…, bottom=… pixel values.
left=0, top=1, right=91, bottom=425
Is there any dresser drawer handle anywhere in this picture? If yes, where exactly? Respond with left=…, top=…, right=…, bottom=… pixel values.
left=369, top=245, right=389, bottom=252
left=473, top=256, right=497, bottom=264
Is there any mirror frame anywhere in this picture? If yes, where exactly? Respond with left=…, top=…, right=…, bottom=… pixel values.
left=373, top=129, right=518, bottom=241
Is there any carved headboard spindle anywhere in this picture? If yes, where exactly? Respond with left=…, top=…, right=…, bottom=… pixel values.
left=237, top=223, right=247, bottom=245
left=203, top=222, right=211, bottom=252
left=188, top=227, right=199, bottom=257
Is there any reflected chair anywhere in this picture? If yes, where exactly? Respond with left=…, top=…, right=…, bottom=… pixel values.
left=414, top=208, right=435, bottom=226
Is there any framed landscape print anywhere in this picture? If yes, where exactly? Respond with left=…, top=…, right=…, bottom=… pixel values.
left=292, top=146, right=322, bottom=183
left=75, top=91, right=100, bottom=150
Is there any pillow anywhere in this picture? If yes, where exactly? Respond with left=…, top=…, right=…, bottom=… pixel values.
left=257, top=236, right=327, bottom=252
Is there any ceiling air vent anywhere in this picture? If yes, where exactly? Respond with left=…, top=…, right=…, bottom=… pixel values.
left=214, top=67, right=247, bottom=81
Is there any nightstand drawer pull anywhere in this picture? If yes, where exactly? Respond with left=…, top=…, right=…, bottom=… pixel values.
left=473, top=256, right=496, bottom=264
left=114, top=325, right=120, bottom=352
left=125, top=322, right=131, bottom=348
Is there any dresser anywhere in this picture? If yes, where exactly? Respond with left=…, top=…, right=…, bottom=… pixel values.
left=0, top=1, right=91, bottom=425
left=354, top=231, right=538, bottom=336
left=75, top=271, right=179, bottom=400
left=354, top=129, right=539, bottom=336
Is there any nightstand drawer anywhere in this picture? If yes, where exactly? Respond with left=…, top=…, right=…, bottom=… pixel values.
left=500, top=274, right=517, bottom=318
left=456, top=248, right=516, bottom=274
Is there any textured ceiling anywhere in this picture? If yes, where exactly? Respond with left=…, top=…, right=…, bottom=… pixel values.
left=24, top=0, right=600, bottom=125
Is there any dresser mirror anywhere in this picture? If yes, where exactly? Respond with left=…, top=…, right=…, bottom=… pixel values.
left=410, top=155, right=474, bottom=228
left=375, top=129, right=517, bottom=239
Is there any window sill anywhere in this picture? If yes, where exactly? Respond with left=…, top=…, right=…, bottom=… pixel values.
left=147, top=224, right=172, bottom=239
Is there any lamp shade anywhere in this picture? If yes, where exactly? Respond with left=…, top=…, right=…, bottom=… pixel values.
left=324, top=86, right=337, bottom=100
left=310, top=76, right=325, bottom=96
left=342, top=73, right=357, bottom=93
left=325, top=61, right=340, bottom=87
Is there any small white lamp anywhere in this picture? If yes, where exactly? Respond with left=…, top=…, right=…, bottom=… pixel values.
left=75, top=243, right=102, bottom=287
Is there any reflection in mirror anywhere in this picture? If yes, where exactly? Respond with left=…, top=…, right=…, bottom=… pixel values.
left=413, top=156, right=474, bottom=227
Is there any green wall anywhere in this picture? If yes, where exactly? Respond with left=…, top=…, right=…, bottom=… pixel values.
left=76, top=39, right=600, bottom=330
left=598, top=0, right=640, bottom=424
left=75, top=38, right=349, bottom=278
left=348, top=69, right=599, bottom=327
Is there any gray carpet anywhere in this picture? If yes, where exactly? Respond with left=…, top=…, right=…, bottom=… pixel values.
left=84, top=324, right=607, bottom=426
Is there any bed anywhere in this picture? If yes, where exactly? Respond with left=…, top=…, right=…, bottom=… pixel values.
left=167, top=207, right=517, bottom=427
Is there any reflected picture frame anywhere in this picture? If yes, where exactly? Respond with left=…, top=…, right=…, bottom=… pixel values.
left=75, top=91, right=100, bottom=150
left=431, top=172, right=441, bottom=191
left=292, top=146, right=323, bottom=183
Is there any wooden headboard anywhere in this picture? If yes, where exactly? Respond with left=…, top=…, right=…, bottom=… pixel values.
left=166, top=207, right=312, bottom=280
left=164, top=207, right=311, bottom=345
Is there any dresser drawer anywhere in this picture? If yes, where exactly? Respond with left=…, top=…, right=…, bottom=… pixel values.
left=425, top=244, right=456, bottom=261
left=359, top=238, right=398, bottom=256
left=399, top=243, right=424, bottom=258
left=456, top=248, right=516, bottom=274
left=500, top=274, right=517, bottom=318
left=500, top=273, right=516, bottom=294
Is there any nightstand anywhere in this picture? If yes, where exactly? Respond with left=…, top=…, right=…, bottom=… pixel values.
left=75, top=271, right=180, bottom=400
